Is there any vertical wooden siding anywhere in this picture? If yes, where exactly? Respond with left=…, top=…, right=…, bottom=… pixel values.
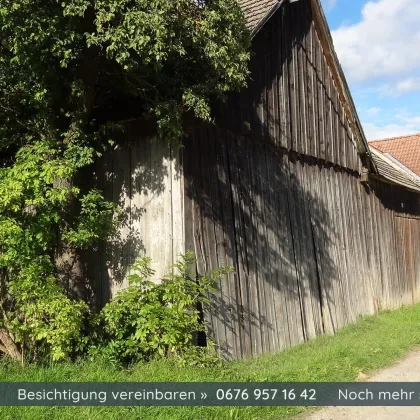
left=183, top=0, right=420, bottom=358
left=91, top=0, right=420, bottom=360
left=221, top=1, right=360, bottom=172
left=90, top=123, right=185, bottom=301
left=184, top=126, right=420, bottom=359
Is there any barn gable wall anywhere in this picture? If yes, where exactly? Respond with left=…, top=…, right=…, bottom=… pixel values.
left=183, top=0, right=420, bottom=358
left=90, top=0, right=420, bottom=359
left=219, top=0, right=360, bottom=173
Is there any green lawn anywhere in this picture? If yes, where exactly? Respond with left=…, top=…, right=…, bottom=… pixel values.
left=2, top=304, right=420, bottom=419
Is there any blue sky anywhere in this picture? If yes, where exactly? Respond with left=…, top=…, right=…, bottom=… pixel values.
left=321, top=0, right=420, bottom=140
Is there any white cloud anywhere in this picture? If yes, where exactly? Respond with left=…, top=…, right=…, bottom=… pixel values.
left=364, top=122, right=419, bottom=141
left=326, top=0, right=337, bottom=11
left=366, top=107, right=381, bottom=116
left=402, top=115, right=420, bottom=125
left=331, top=2, right=420, bottom=141
left=395, top=77, right=420, bottom=94
left=332, top=0, right=420, bottom=83
left=364, top=109, right=420, bottom=141
left=379, top=78, right=420, bottom=96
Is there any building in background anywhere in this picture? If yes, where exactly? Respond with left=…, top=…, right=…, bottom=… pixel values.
left=371, top=134, right=420, bottom=178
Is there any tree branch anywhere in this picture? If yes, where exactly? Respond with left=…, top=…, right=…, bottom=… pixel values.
left=0, top=343, right=8, bottom=355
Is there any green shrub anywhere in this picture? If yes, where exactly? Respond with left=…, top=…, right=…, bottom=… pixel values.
left=8, top=261, right=89, bottom=362
left=0, top=140, right=116, bottom=363
left=95, top=252, right=232, bottom=366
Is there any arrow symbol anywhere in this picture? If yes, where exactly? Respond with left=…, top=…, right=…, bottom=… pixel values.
left=201, top=392, right=207, bottom=399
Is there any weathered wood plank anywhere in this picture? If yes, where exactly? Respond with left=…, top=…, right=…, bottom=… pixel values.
left=332, top=83, right=341, bottom=166
left=280, top=5, right=292, bottom=150
left=323, top=59, right=333, bottom=164
left=225, top=131, right=252, bottom=356
left=171, top=144, right=184, bottom=267
left=254, top=139, right=276, bottom=353
left=297, top=4, right=309, bottom=156
left=332, top=168, right=352, bottom=323
left=311, top=163, right=334, bottom=333
left=298, top=157, right=324, bottom=338
left=314, top=27, right=326, bottom=161
left=324, top=164, right=343, bottom=329
left=288, top=156, right=310, bottom=341
left=216, top=127, right=243, bottom=357
left=337, top=171, right=356, bottom=321
left=264, top=147, right=289, bottom=350
left=305, top=19, right=316, bottom=159
left=411, top=219, right=420, bottom=303
left=202, top=126, right=229, bottom=353
left=272, top=151, right=297, bottom=349
left=289, top=4, right=300, bottom=154
left=187, top=129, right=217, bottom=344
left=283, top=153, right=306, bottom=345
left=243, top=133, right=265, bottom=355
left=268, top=15, right=280, bottom=146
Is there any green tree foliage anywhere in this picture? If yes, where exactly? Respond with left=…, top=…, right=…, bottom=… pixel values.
left=0, top=0, right=250, bottom=361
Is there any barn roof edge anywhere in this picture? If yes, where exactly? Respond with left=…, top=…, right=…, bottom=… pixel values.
left=369, top=146, right=420, bottom=193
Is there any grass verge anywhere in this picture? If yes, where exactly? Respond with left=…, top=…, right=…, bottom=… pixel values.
left=1, top=304, right=420, bottom=419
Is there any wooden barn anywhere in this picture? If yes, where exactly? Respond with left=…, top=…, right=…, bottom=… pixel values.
left=90, top=0, right=420, bottom=359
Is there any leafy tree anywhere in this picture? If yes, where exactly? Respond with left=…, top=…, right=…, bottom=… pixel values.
left=0, top=0, right=250, bottom=361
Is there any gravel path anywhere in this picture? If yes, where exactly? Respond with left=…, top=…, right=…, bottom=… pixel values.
left=305, top=350, right=420, bottom=420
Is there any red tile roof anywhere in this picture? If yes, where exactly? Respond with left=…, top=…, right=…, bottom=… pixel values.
left=370, top=134, right=420, bottom=177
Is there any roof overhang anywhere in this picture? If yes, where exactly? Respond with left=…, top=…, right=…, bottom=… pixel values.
left=369, top=146, right=420, bottom=193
